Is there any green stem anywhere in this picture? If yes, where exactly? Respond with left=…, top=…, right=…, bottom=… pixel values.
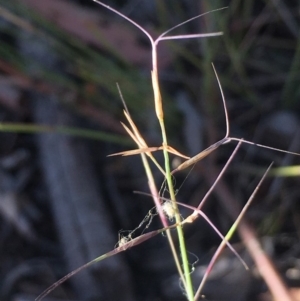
left=159, top=119, right=194, bottom=301
left=139, top=152, right=187, bottom=289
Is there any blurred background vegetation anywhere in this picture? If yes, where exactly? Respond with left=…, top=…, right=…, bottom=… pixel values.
left=0, top=0, right=300, bottom=300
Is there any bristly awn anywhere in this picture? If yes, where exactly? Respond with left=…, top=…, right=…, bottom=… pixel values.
left=172, top=63, right=300, bottom=174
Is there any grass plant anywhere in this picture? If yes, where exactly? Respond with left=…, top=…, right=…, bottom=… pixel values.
left=34, top=1, right=300, bottom=301
left=0, top=0, right=293, bottom=300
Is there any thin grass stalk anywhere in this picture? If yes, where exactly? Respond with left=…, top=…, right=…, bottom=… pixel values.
left=160, top=118, right=194, bottom=301
left=194, top=163, right=273, bottom=301
left=140, top=152, right=187, bottom=289
left=116, top=83, right=187, bottom=287
left=151, top=64, right=194, bottom=300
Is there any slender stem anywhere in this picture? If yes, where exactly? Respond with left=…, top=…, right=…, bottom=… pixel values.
left=152, top=36, right=194, bottom=301
left=159, top=119, right=194, bottom=301
left=140, top=152, right=187, bottom=289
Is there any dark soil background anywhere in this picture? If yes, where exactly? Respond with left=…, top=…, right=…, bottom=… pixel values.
left=0, top=1, right=300, bottom=301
